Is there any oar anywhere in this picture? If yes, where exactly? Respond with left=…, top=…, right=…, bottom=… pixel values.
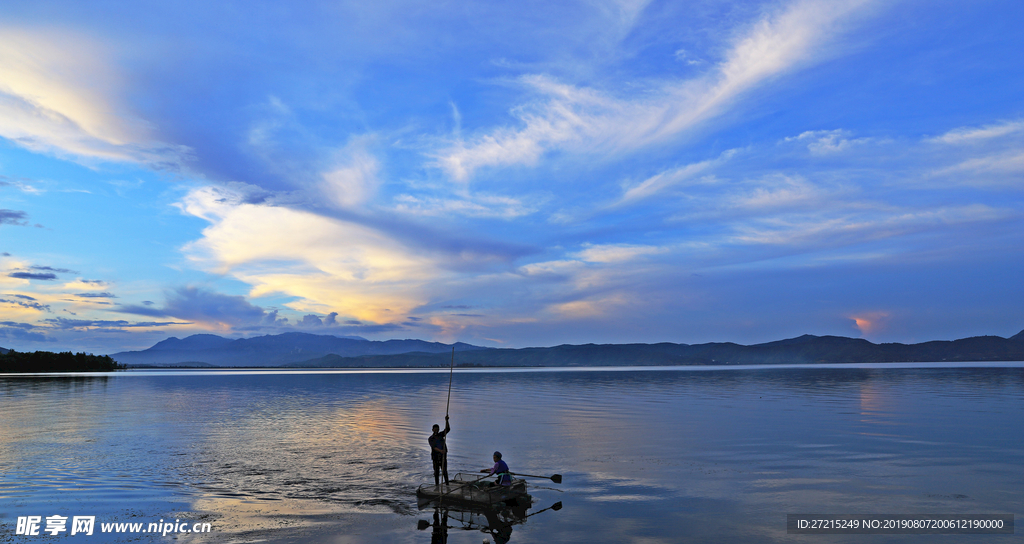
left=525, top=500, right=563, bottom=519
left=510, top=472, right=562, bottom=484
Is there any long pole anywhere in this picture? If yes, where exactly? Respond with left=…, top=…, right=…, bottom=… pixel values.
left=441, top=345, right=455, bottom=504
left=445, top=345, right=454, bottom=417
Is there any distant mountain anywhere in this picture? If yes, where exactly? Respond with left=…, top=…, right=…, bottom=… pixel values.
left=108, top=329, right=1024, bottom=368
left=0, top=347, right=9, bottom=355
left=109, top=332, right=490, bottom=367
left=284, top=330, right=1024, bottom=368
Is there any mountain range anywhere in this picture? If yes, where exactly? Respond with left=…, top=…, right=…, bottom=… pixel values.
left=96, top=329, right=1024, bottom=368
left=108, top=332, right=488, bottom=367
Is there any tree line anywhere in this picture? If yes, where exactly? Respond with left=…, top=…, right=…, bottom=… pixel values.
left=0, top=350, right=125, bottom=372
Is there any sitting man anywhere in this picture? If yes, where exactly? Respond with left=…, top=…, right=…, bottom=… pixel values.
left=481, top=451, right=512, bottom=487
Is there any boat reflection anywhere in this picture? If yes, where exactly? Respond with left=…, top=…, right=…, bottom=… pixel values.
left=416, top=496, right=562, bottom=544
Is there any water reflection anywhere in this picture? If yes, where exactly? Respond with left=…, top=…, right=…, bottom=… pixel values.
left=1, top=365, right=1022, bottom=543
left=416, top=499, right=562, bottom=544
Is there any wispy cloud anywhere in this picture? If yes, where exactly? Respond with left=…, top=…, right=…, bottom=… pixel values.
left=0, top=26, right=190, bottom=167
left=434, top=0, right=877, bottom=181
left=929, top=119, right=1024, bottom=145
left=571, top=243, right=668, bottom=264
left=75, top=292, right=116, bottom=298
left=784, top=129, right=874, bottom=155
left=41, top=317, right=187, bottom=330
left=927, top=119, right=1024, bottom=183
left=614, top=150, right=735, bottom=207
left=0, top=295, right=50, bottom=312
left=0, top=209, right=33, bottom=227
left=391, top=193, right=538, bottom=218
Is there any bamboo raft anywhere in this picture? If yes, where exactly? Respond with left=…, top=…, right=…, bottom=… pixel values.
left=416, top=472, right=531, bottom=509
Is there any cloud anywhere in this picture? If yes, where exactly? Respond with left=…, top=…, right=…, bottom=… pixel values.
left=318, top=140, right=381, bottom=209
left=0, top=209, right=30, bottom=226
left=40, top=317, right=186, bottom=330
left=75, top=292, right=116, bottom=298
left=434, top=0, right=877, bottom=181
left=930, top=119, right=1024, bottom=145
left=28, top=266, right=76, bottom=273
left=0, top=25, right=190, bottom=167
left=6, top=265, right=77, bottom=281
left=571, top=243, right=668, bottom=264
left=784, top=129, right=872, bottom=154
left=177, top=185, right=452, bottom=324
left=614, top=150, right=735, bottom=207
left=0, top=321, right=53, bottom=342
left=727, top=204, right=1010, bottom=249
left=391, top=193, right=537, bottom=218
left=118, top=286, right=265, bottom=329
left=0, top=296, right=50, bottom=312
left=8, top=272, right=57, bottom=281
left=850, top=311, right=891, bottom=335
left=926, top=119, right=1024, bottom=183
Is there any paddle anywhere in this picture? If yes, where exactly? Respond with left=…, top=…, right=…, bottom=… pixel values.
left=510, top=472, right=562, bottom=484
left=527, top=501, right=563, bottom=518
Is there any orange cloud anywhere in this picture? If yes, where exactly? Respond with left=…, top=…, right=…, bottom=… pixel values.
left=850, top=312, right=890, bottom=335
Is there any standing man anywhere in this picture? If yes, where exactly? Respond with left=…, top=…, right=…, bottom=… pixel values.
left=429, top=415, right=450, bottom=487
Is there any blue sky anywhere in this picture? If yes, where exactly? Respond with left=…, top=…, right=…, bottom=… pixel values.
left=1, top=0, right=1022, bottom=354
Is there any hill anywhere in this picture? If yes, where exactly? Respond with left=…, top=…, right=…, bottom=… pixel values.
left=109, top=332, right=490, bottom=367
left=108, top=329, right=1024, bottom=368
left=285, top=330, right=1024, bottom=368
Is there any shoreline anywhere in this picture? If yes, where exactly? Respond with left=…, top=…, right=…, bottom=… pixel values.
left=4, top=360, right=1023, bottom=377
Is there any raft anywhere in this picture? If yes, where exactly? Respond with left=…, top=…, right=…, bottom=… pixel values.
left=416, top=472, right=531, bottom=509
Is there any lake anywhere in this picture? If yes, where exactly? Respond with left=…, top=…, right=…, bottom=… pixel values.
left=2, top=364, right=1022, bottom=543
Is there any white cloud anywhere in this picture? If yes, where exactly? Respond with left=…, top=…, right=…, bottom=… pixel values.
left=930, top=119, right=1024, bottom=145
left=434, top=0, right=877, bottom=181
left=319, top=146, right=381, bottom=209
left=926, top=120, right=1024, bottom=182
left=939, top=151, right=1024, bottom=177
left=0, top=26, right=188, bottom=166
left=615, top=149, right=736, bottom=207
left=729, top=175, right=839, bottom=212
left=178, top=185, right=447, bottom=323
left=729, top=204, right=1010, bottom=247
left=571, top=243, right=668, bottom=264
left=785, top=129, right=872, bottom=155
left=391, top=193, right=537, bottom=218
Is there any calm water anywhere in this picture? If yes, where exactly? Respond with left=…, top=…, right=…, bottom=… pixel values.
left=1, top=364, right=1022, bottom=543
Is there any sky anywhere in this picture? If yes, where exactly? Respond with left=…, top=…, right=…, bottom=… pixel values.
left=1, top=0, right=1022, bottom=354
